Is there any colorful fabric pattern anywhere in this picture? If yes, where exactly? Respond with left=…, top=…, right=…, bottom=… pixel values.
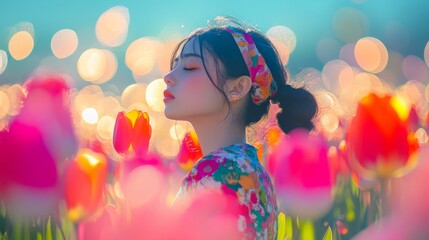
left=225, top=27, right=278, bottom=105
left=179, top=143, right=278, bottom=240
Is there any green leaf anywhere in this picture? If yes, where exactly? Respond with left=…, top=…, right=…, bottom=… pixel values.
left=13, top=222, right=22, bottom=240
left=37, top=232, right=43, bottom=240
left=285, top=215, right=293, bottom=240
left=23, top=223, right=30, bottom=240
left=322, top=226, right=333, bottom=240
left=300, top=220, right=315, bottom=240
left=46, top=217, right=53, bottom=240
left=277, top=212, right=286, bottom=240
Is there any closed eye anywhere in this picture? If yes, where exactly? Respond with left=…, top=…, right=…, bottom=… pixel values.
left=183, top=67, right=197, bottom=71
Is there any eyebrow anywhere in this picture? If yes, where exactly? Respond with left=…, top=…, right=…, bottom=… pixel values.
left=174, top=53, right=202, bottom=62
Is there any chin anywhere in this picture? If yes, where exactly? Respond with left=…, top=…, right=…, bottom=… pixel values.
left=164, top=108, right=186, bottom=121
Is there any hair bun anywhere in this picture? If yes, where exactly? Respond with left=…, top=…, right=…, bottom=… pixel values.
left=275, top=85, right=317, bottom=134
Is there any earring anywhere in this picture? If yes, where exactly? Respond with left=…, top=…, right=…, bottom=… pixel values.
left=228, top=92, right=240, bottom=102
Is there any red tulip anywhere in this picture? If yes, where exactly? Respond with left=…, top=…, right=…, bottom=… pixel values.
left=346, top=93, right=419, bottom=180
left=113, top=110, right=151, bottom=157
left=269, top=129, right=334, bottom=219
left=177, top=131, right=203, bottom=171
left=64, top=148, right=108, bottom=222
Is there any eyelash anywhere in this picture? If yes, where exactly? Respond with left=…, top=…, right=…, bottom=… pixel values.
left=183, top=67, right=197, bottom=71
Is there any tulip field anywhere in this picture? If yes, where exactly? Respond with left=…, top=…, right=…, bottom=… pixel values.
left=2, top=1, right=429, bottom=240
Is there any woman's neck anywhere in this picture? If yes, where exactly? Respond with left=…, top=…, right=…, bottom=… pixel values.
left=190, top=116, right=246, bottom=156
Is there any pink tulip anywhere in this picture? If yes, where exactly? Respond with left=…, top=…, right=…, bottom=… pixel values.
left=269, top=129, right=334, bottom=219
left=78, top=205, right=120, bottom=240
left=1, top=75, right=77, bottom=218
left=352, top=216, right=408, bottom=240
left=390, top=144, right=429, bottom=237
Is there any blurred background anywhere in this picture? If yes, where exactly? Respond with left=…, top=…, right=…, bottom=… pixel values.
left=1, top=0, right=429, bottom=88
left=1, top=0, right=429, bottom=178
left=1, top=1, right=429, bottom=239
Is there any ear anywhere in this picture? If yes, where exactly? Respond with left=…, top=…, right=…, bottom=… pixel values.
left=225, top=75, right=252, bottom=102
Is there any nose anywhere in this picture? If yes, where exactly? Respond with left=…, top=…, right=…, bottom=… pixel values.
left=163, top=71, right=175, bottom=86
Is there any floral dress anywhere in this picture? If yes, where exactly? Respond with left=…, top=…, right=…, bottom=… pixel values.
left=179, top=143, right=278, bottom=240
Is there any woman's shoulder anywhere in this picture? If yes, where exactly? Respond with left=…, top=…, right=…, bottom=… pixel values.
left=184, top=143, right=266, bottom=186
left=197, top=143, right=259, bottom=170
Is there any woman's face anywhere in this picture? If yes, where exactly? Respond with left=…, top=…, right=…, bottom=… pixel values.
left=163, top=37, right=226, bottom=121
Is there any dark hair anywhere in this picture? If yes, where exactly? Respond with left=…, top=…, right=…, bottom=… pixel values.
left=170, top=16, right=317, bottom=134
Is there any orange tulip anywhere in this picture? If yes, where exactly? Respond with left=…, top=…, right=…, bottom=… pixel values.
left=64, top=148, right=108, bottom=222
left=346, top=93, right=419, bottom=180
left=113, top=110, right=152, bottom=157
left=177, top=131, right=203, bottom=171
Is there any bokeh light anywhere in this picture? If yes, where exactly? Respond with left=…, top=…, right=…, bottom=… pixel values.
left=8, top=31, right=34, bottom=60
left=3, top=2, right=429, bottom=239
left=157, top=39, right=182, bottom=74
left=425, top=41, right=429, bottom=68
left=51, top=29, right=78, bottom=59
left=96, top=6, right=129, bottom=47
left=333, top=8, right=369, bottom=43
left=379, top=51, right=405, bottom=87
left=5, top=84, right=25, bottom=116
left=316, top=37, right=341, bottom=64
left=77, top=48, right=117, bottom=84
left=320, top=111, right=340, bottom=133
left=0, top=50, right=7, bottom=75
left=170, top=123, right=187, bottom=140
left=97, top=115, right=116, bottom=140
left=322, top=59, right=354, bottom=95
left=266, top=25, right=296, bottom=64
left=125, top=38, right=160, bottom=76
left=121, top=83, right=148, bottom=110
left=415, top=128, right=428, bottom=145
left=145, top=78, right=166, bottom=112
left=339, top=43, right=359, bottom=67
left=384, top=22, right=410, bottom=53
left=402, top=55, right=429, bottom=82
left=354, top=37, right=388, bottom=73
left=0, top=89, right=10, bottom=119
left=82, top=107, right=99, bottom=124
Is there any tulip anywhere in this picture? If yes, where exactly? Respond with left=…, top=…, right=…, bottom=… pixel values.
left=177, top=131, right=203, bottom=171
left=390, top=144, right=429, bottom=236
left=174, top=190, right=243, bottom=240
left=269, top=129, right=334, bottom=219
left=265, top=127, right=285, bottom=175
left=20, top=76, right=78, bottom=162
left=1, top=75, right=77, bottom=218
left=352, top=216, right=408, bottom=240
left=346, top=93, right=419, bottom=180
left=113, top=110, right=151, bottom=157
left=64, top=148, right=108, bottom=222
left=78, top=205, right=120, bottom=240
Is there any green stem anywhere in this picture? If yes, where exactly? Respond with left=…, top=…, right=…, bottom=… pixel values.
left=292, top=217, right=300, bottom=240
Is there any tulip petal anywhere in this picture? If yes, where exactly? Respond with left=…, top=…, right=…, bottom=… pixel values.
left=113, top=112, right=133, bottom=155
left=131, top=111, right=151, bottom=157
left=65, top=149, right=108, bottom=222
left=177, top=131, right=202, bottom=171
left=346, top=93, right=418, bottom=179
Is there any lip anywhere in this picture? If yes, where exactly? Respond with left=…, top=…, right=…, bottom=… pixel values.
left=163, top=90, right=175, bottom=103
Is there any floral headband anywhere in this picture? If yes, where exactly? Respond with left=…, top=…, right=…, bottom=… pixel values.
left=225, top=27, right=278, bottom=105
